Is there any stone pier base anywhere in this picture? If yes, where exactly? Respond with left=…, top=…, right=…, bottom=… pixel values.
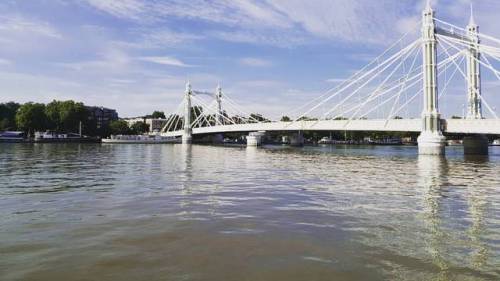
left=182, top=134, right=192, bottom=144
left=418, top=131, right=446, bottom=155
left=463, top=134, right=489, bottom=155
left=289, top=132, right=304, bottom=147
left=247, top=132, right=265, bottom=147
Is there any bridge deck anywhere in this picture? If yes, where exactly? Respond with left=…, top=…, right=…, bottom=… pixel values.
left=162, top=119, right=500, bottom=137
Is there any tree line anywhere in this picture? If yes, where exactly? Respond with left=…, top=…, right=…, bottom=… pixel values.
left=1, top=101, right=104, bottom=136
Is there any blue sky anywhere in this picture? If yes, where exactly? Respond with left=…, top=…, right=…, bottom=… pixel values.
left=1, top=0, right=500, bottom=119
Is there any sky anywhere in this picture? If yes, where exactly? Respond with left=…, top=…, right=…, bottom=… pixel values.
left=1, top=0, right=500, bottom=119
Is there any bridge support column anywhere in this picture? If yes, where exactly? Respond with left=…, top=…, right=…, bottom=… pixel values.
left=182, top=82, right=193, bottom=144
left=466, top=7, right=483, bottom=120
left=212, top=134, right=224, bottom=144
left=463, top=134, right=489, bottom=155
left=215, top=84, right=224, bottom=126
left=289, top=131, right=304, bottom=147
left=461, top=8, right=488, bottom=156
left=417, top=2, right=446, bottom=155
left=246, top=131, right=264, bottom=147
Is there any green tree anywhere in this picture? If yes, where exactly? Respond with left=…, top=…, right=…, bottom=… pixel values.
left=280, top=116, right=291, bottom=122
left=130, top=121, right=149, bottom=134
left=16, top=103, right=47, bottom=135
left=45, top=100, right=62, bottom=130
left=151, top=111, right=166, bottom=119
left=0, top=102, right=20, bottom=130
left=45, top=100, right=88, bottom=133
left=59, top=101, right=88, bottom=132
left=249, top=113, right=269, bottom=123
left=109, top=120, right=131, bottom=135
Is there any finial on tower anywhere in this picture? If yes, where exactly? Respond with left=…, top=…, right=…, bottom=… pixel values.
left=425, top=0, right=432, bottom=11
left=469, top=3, right=476, bottom=26
left=185, top=81, right=191, bottom=93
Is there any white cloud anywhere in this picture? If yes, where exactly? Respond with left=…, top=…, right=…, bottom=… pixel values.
left=84, top=0, right=145, bottom=20
left=240, top=57, right=273, bottom=67
left=211, top=30, right=306, bottom=47
left=84, top=0, right=291, bottom=29
left=325, top=78, right=346, bottom=84
left=0, top=15, right=62, bottom=39
left=137, top=29, right=203, bottom=48
left=266, top=0, right=413, bottom=44
left=0, top=58, right=11, bottom=65
left=138, top=56, right=193, bottom=67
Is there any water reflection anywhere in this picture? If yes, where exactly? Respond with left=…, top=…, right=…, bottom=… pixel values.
left=1, top=144, right=499, bottom=281
left=417, top=155, right=496, bottom=280
left=418, top=155, right=450, bottom=278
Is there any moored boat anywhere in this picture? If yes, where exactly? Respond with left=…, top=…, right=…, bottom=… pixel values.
left=102, top=135, right=177, bottom=144
left=492, top=139, right=500, bottom=146
left=447, top=139, right=462, bottom=146
left=0, top=131, right=26, bottom=143
left=34, top=131, right=100, bottom=143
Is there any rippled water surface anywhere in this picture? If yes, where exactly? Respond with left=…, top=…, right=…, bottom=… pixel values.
left=1, top=143, right=500, bottom=281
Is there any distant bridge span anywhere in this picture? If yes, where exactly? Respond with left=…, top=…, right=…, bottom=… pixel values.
left=162, top=119, right=500, bottom=137
left=161, top=2, right=500, bottom=155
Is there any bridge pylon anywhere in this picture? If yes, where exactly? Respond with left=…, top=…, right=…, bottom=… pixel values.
left=215, top=84, right=223, bottom=126
left=182, top=81, right=193, bottom=144
left=463, top=6, right=489, bottom=155
left=417, top=1, right=446, bottom=155
left=466, top=5, right=483, bottom=120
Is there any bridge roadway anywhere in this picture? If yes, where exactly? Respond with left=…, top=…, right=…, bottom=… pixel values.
left=162, top=119, right=500, bottom=137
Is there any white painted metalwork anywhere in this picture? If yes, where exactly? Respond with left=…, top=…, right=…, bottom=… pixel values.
left=158, top=2, right=500, bottom=154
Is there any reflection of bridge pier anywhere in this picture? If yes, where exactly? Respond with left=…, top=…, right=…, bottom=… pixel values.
left=465, top=161, right=490, bottom=269
left=418, top=155, right=450, bottom=274
left=418, top=154, right=493, bottom=274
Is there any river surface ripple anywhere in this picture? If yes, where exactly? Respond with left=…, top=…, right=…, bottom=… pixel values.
left=1, top=143, right=500, bottom=281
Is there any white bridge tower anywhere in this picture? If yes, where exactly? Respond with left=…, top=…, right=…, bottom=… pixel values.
left=466, top=6, right=483, bottom=119
left=417, top=1, right=446, bottom=155
left=182, top=82, right=193, bottom=144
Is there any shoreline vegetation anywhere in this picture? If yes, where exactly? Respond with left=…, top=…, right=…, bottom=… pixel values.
left=0, top=100, right=165, bottom=138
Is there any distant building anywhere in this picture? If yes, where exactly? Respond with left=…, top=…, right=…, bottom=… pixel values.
left=86, top=106, right=118, bottom=129
left=124, top=117, right=168, bottom=133
left=124, top=117, right=145, bottom=128
left=146, top=118, right=168, bottom=132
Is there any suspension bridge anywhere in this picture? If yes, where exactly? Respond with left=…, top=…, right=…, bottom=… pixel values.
left=160, top=1, right=500, bottom=155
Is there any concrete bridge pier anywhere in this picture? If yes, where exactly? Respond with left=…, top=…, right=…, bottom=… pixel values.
left=289, top=131, right=304, bottom=147
left=182, top=133, right=192, bottom=144
left=463, top=134, right=489, bottom=155
left=212, top=134, right=224, bottom=144
left=247, top=131, right=265, bottom=147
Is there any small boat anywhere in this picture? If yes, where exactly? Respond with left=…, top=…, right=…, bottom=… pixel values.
left=368, top=138, right=403, bottom=145
left=491, top=139, right=500, bottom=146
left=318, top=137, right=334, bottom=144
left=447, top=139, right=462, bottom=146
left=34, top=131, right=100, bottom=143
left=0, top=131, right=26, bottom=143
left=102, top=135, right=177, bottom=144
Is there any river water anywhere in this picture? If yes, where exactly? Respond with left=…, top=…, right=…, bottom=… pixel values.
left=1, top=143, right=499, bottom=281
